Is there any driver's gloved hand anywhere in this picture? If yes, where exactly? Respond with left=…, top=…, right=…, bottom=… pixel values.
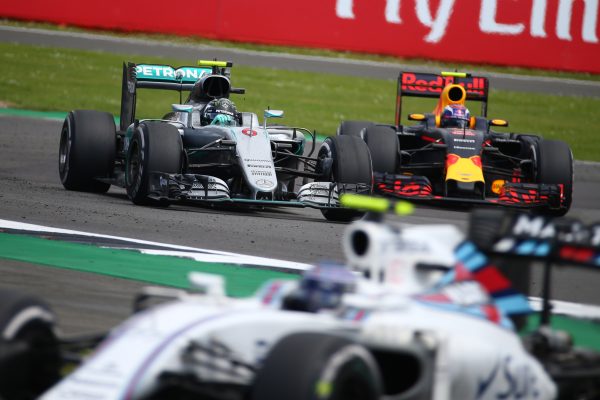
left=211, top=114, right=233, bottom=126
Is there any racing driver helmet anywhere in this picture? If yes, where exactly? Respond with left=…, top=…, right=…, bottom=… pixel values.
left=441, top=104, right=471, bottom=128
left=201, top=98, right=238, bottom=126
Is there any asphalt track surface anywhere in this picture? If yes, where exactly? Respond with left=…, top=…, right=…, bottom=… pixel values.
left=1, top=115, right=600, bottom=335
left=1, top=25, right=600, bottom=98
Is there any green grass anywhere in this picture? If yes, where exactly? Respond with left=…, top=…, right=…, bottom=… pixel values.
left=1, top=42, right=599, bottom=160
left=3, top=19, right=600, bottom=83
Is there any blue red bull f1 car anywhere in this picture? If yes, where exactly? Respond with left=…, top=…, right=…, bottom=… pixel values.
left=337, top=71, right=573, bottom=215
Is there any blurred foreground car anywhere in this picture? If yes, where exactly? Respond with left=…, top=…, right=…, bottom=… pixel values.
left=58, top=60, right=372, bottom=221
left=338, top=71, right=573, bottom=215
left=1, top=197, right=599, bottom=399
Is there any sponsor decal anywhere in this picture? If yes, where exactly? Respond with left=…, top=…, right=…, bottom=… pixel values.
left=401, top=72, right=486, bottom=97
left=248, top=164, right=271, bottom=169
left=251, top=170, right=273, bottom=176
left=476, top=356, right=540, bottom=399
left=510, top=215, right=600, bottom=246
left=242, top=128, right=258, bottom=137
left=491, top=179, right=505, bottom=195
left=255, top=179, right=274, bottom=188
left=454, top=138, right=476, bottom=143
left=512, top=215, right=556, bottom=238
left=135, top=65, right=210, bottom=82
left=337, top=0, right=599, bottom=45
left=7, top=0, right=598, bottom=72
left=454, top=146, right=477, bottom=151
left=191, top=182, right=219, bottom=190
left=451, top=129, right=476, bottom=136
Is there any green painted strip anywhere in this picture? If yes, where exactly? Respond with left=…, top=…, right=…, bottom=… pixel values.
left=0, top=108, right=68, bottom=120
left=0, top=233, right=296, bottom=297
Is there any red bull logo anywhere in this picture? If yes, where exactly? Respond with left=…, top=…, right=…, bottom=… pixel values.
left=401, top=72, right=486, bottom=97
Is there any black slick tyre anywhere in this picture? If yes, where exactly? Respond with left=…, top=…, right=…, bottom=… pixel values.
left=337, top=120, right=374, bottom=139
left=319, top=135, right=373, bottom=222
left=126, top=122, right=183, bottom=206
left=58, top=110, right=115, bottom=192
left=535, top=139, right=573, bottom=216
left=363, top=125, right=399, bottom=173
left=0, top=289, right=60, bottom=400
left=251, top=332, right=382, bottom=400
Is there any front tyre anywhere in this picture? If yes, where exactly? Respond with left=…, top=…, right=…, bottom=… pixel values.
left=535, top=139, right=573, bottom=216
left=0, top=289, right=60, bottom=400
left=126, top=122, right=183, bottom=206
left=58, top=110, right=115, bottom=192
left=251, top=332, right=382, bottom=400
left=363, top=125, right=399, bottom=173
left=319, top=135, right=373, bottom=222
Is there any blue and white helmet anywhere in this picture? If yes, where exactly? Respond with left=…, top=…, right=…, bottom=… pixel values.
left=441, top=104, right=471, bottom=128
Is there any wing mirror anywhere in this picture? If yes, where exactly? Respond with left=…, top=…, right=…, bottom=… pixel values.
left=172, top=104, right=193, bottom=113
left=172, top=104, right=194, bottom=128
left=265, top=109, right=284, bottom=119
left=489, top=119, right=509, bottom=127
left=408, top=113, right=426, bottom=121
left=264, top=109, right=284, bottom=129
left=188, top=272, right=225, bottom=297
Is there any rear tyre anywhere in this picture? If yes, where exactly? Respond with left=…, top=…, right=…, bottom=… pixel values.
left=319, top=135, right=373, bottom=222
left=251, top=332, right=381, bottom=400
left=337, top=120, right=374, bottom=139
left=58, top=110, right=115, bottom=192
left=535, top=139, right=573, bottom=216
left=363, top=125, right=399, bottom=173
left=126, top=122, right=183, bottom=206
left=0, top=289, right=60, bottom=400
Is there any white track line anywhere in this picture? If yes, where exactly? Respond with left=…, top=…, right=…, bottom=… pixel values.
left=0, top=219, right=311, bottom=271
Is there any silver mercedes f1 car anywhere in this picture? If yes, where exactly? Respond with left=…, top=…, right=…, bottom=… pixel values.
left=58, top=60, right=372, bottom=221
left=1, top=198, right=599, bottom=399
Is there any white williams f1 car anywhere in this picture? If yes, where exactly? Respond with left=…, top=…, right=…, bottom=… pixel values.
left=1, top=200, right=599, bottom=399
left=58, top=60, right=372, bottom=221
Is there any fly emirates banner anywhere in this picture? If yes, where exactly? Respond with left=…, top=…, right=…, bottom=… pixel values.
left=2, top=0, right=598, bottom=73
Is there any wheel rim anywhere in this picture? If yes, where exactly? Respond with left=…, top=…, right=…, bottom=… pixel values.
left=127, top=140, right=141, bottom=188
left=58, top=122, right=70, bottom=179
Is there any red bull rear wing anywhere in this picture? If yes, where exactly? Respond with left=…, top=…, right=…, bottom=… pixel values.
left=395, top=71, right=490, bottom=125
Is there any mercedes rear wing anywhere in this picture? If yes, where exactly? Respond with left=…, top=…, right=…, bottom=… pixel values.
left=119, top=61, right=245, bottom=131
left=395, top=71, right=490, bottom=126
